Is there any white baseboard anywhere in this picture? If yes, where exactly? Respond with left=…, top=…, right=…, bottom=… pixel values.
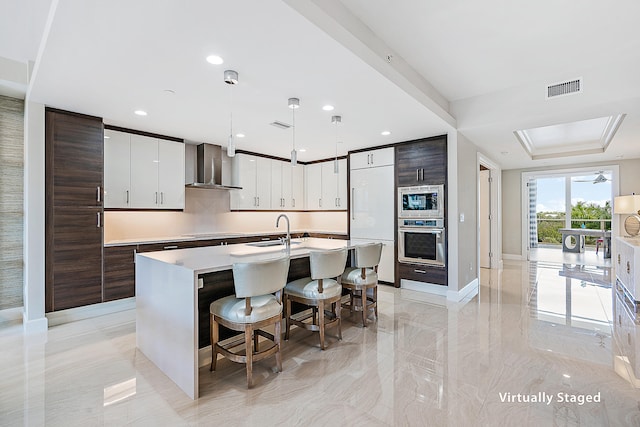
left=23, top=315, right=48, bottom=334
left=502, top=253, right=524, bottom=261
left=0, top=307, right=23, bottom=325
left=447, top=278, right=479, bottom=302
left=46, top=298, right=135, bottom=327
left=400, top=279, right=448, bottom=296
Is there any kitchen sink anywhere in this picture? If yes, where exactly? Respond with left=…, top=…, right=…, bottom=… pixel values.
left=246, top=240, right=301, bottom=247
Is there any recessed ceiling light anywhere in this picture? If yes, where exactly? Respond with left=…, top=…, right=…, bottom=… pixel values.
left=236, top=133, right=245, bottom=138
left=322, top=105, right=334, bottom=111
left=134, top=110, right=147, bottom=116
left=381, top=131, right=391, bottom=136
left=206, top=55, right=224, bottom=65
left=299, top=148, right=307, bottom=152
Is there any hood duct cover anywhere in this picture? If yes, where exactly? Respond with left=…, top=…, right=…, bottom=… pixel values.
left=185, top=143, right=242, bottom=190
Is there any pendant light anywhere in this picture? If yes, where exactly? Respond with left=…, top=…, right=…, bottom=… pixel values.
left=332, top=115, right=341, bottom=174
left=288, top=97, right=299, bottom=166
left=224, top=70, right=238, bottom=157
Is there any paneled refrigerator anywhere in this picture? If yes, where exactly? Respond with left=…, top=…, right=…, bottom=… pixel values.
left=349, top=148, right=395, bottom=283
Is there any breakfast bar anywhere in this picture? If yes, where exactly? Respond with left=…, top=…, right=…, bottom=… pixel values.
left=135, top=238, right=367, bottom=399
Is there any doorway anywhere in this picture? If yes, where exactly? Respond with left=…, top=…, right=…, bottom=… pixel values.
left=521, top=166, right=619, bottom=265
left=477, top=154, right=501, bottom=271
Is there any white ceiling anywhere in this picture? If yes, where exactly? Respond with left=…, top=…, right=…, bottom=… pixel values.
left=3, top=0, right=640, bottom=169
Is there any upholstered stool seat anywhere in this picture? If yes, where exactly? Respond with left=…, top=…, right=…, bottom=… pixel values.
left=341, top=243, right=383, bottom=327
left=284, top=278, right=342, bottom=299
left=210, top=294, right=282, bottom=324
left=209, top=256, right=290, bottom=388
left=284, top=248, right=348, bottom=350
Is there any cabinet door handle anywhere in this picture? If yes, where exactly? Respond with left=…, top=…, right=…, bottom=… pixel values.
left=414, top=269, right=426, bottom=274
left=161, top=192, right=164, bottom=204
left=618, top=254, right=621, bottom=264
left=97, top=186, right=101, bottom=203
left=416, top=169, right=420, bottom=181
left=257, top=196, right=260, bottom=206
left=96, top=212, right=101, bottom=228
left=367, top=154, right=370, bottom=165
left=163, top=245, right=178, bottom=250
left=126, top=190, right=129, bottom=204
left=371, top=153, right=374, bottom=165
left=627, top=261, right=631, bottom=274
left=319, top=198, right=322, bottom=208
left=155, top=192, right=158, bottom=204
left=292, top=198, right=295, bottom=208
left=254, top=197, right=257, bottom=207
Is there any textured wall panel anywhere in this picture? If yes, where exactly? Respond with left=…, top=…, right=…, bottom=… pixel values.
left=0, top=95, right=24, bottom=310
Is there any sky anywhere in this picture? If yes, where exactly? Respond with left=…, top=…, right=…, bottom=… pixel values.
left=535, top=173, right=612, bottom=212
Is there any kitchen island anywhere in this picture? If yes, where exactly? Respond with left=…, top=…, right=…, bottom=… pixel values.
left=135, top=238, right=368, bottom=399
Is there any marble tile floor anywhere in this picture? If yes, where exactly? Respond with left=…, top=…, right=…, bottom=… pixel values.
left=2, top=260, right=640, bottom=426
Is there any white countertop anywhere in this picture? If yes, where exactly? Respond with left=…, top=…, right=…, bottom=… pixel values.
left=136, top=237, right=360, bottom=275
left=105, top=230, right=347, bottom=247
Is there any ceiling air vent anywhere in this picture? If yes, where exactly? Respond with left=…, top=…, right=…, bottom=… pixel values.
left=270, top=120, right=291, bottom=130
left=546, top=78, right=582, bottom=99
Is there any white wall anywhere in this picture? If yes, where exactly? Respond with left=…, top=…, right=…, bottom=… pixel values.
left=502, top=159, right=640, bottom=257
left=104, top=188, right=347, bottom=242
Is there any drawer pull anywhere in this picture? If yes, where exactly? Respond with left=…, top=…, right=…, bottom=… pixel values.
left=414, top=269, right=427, bottom=274
left=163, top=245, right=178, bottom=250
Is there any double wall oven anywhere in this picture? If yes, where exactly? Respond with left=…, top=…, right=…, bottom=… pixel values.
left=397, top=185, right=445, bottom=267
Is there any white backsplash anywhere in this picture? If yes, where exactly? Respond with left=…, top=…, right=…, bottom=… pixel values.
left=104, top=187, right=347, bottom=242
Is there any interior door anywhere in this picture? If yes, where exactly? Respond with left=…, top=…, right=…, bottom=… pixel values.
left=480, top=169, right=491, bottom=268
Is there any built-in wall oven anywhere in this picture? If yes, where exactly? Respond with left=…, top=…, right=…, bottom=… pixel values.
left=398, top=218, right=446, bottom=266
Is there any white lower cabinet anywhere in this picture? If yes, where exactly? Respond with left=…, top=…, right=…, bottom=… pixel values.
left=105, top=130, right=184, bottom=210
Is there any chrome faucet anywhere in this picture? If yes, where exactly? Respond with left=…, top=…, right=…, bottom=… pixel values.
left=276, top=214, right=291, bottom=248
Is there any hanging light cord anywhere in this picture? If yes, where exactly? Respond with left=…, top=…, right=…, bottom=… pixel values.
left=292, top=106, right=296, bottom=151
left=229, top=84, right=233, bottom=138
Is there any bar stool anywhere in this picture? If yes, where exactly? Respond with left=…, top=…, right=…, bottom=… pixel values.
left=209, top=256, right=290, bottom=388
left=340, top=243, right=383, bottom=327
left=284, top=248, right=348, bottom=350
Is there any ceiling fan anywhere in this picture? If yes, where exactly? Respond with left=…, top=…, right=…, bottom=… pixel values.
left=573, top=171, right=611, bottom=184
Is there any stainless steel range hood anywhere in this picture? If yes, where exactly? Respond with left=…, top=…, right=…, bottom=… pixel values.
left=185, top=143, right=242, bottom=190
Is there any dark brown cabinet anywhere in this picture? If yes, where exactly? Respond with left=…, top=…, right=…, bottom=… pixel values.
left=45, top=109, right=104, bottom=312
left=395, top=136, right=447, bottom=187
left=395, top=135, right=448, bottom=287
left=103, top=245, right=136, bottom=301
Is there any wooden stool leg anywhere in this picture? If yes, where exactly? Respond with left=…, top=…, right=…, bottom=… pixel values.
left=254, top=331, right=259, bottom=351
left=245, top=326, right=254, bottom=388
left=318, top=301, right=326, bottom=350
left=361, top=288, right=367, bottom=327
left=349, top=290, right=354, bottom=314
left=336, top=299, right=342, bottom=341
left=285, top=296, right=291, bottom=341
left=275, top=316, right=282, bottom=373
left=373, top=286, right=378, bottom=317
left=210, top=314, right=219, bottom=371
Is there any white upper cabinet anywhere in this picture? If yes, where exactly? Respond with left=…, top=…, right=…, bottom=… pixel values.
left=321, top=159, right=347, bottom=210
left=157, top=139, right=185, bottom=209
left=104, top=130, right=131, bottom=208
left=272, top=161, right=301, bottom=210
left=130, top=135, right=159, bottom=208
left=350, top=147, right=394, bottom=170
left=104, top=130, right=184, bottom=209
left=305, top=163, right=323, bottom=210
left=291, top=164, right=304, bottom=210
left=304, top=159, right=347, bottom=211
left=230, top=153, right=272, bottom=210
